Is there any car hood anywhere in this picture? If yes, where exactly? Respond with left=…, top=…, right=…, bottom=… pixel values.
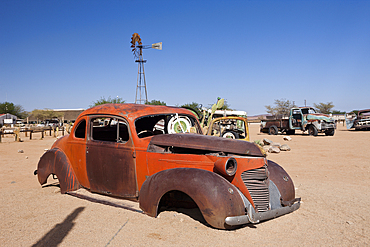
left=305, top=113, right=334, bottom=122
left=148, top=134, right=265, bottom=157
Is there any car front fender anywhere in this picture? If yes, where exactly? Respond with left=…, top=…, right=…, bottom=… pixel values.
left=37, top=148, right=80, bottom=193
left=139, top=168, right=245, bottom=229
left=267, top=160, right=296, bottom=203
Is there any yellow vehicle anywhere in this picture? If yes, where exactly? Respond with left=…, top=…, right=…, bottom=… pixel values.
left=205, top=116, right=250, bottom=141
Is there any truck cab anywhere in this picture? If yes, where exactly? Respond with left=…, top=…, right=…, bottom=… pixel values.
left=289, top=107, right=336, bottom=136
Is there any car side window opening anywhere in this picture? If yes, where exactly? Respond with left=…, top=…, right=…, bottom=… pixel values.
left=91, top=117, right=129, bottom=143
left=308, top=108, right=316, bottom=114
left=135, top=114, right=200, bottom=138
left=74, top=119, right=86, bottom=139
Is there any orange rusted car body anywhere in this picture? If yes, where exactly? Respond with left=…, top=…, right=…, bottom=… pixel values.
left=36, top=103, right=300, bottom=229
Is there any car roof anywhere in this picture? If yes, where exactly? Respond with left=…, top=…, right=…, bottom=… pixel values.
left=79, top=103, right=195, bottom=121
left=358, top=109, right=370, bottom=115
left=296, top=107, right=314, bottom=109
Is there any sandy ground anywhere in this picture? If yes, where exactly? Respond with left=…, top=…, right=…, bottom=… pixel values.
left=1, top=123, right=369, bottom=246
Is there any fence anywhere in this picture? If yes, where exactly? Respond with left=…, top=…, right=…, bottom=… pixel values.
left=0, top=125, right=68, bottom=143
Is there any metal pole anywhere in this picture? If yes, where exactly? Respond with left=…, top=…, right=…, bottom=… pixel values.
left=135, top=49, right=148, bottom=104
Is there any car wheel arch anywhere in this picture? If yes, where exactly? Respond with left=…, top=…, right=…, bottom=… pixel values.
left=139, top=168, right=246, bottom=229
left=37, top=148, right=81, bottom=194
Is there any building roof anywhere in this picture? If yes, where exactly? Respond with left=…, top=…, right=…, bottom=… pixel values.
left=27, top=109, right=85, bottom=122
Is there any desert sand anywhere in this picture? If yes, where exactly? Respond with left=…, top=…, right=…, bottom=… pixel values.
left=1, top=123, right=369, bottom=246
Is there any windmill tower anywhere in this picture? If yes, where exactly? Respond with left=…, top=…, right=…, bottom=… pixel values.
left=130, top=33, right=162, bottom=104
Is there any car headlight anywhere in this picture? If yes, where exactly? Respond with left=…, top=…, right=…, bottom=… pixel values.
left=214, top=157, right=237, bottom=176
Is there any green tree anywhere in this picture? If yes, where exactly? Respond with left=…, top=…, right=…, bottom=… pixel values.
left=265, top=99, right=297, bottom=116
left=332, top=110, right=346, bottom=114
left=313, top=102, right=334, bottom=114
left=90, top=96, right=125, bottom=107
left=351, top=110, right=359, bottom=115
left=180, top=102, right=202, bottom=119
left=145, top=100, right=166, bottom=106
left=0, top=102, right=28, bottom=119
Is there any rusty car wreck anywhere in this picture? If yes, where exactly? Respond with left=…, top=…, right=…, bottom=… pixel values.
left=345, top=109, right=370, bottom=131
left=35, top=104, right=300, bottom=229
left=260, top=107, right=336, bottom=136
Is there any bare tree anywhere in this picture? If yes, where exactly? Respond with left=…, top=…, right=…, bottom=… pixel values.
left=313, top=102, right=334, bottom=114
left=30, top=109, right=64, bottom=123
left=265, top=99, right=297, bottom=117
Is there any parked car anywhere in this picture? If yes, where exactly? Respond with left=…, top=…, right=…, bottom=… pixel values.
left=260, top=107, right=336, bottom=136
left=345, top=109, right=370, bottom=130
left=35, top=104, right=300, bottom=229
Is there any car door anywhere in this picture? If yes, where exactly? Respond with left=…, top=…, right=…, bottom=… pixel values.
left=68, top=117, right=89, bottom=188
left=86, top=115, right=137, bottom=198
left=290, top=109, right=303, bottom=129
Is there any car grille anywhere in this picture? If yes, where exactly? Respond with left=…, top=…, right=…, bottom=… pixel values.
left=357, top=119, right=370, bottom=126
left=241, top=165, right=270, bottom=212
left=322, top=122, right=335, bottom=128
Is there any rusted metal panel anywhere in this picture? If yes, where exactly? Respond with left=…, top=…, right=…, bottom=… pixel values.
left=149, top=134, right=265, bottom=157
left=146, top=152, right=215, bottom=176
left=86, top=115, right=138, bottom=197
left=139, top=168, right=245, bottom=229
left=86, top=140, right=137, bottom=197
left=37, top=148, right=80, bottom=193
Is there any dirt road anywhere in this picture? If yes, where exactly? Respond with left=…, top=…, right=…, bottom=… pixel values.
left=1, top=124, right=369, bottom=246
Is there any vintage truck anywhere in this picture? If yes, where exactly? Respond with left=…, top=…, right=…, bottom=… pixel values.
left=345, top=109, right=370, bottom=130
left=35, top=104, right=300, bottom=229
left=260, top=107, right=336, bottom=136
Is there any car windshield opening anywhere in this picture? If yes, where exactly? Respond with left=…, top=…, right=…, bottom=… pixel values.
left=135, top=114, right=200, bottom=138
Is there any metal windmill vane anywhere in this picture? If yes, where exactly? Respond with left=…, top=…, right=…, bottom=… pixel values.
left=130, top=33, right=162, bottom=104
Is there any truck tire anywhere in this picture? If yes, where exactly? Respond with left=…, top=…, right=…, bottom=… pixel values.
left=325, top=129, right=335, bottom=136
left=221, top=131, right=239, bottom=139
left=308, top=125, right=318, bottom=136
left=268, top=125, right=278, bottom=135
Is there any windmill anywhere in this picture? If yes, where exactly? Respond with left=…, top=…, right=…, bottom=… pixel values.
left=130, top=33, right=162, bottom=104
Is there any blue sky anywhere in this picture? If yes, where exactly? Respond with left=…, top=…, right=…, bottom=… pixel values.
left=1, top=0, right=369, bottom=115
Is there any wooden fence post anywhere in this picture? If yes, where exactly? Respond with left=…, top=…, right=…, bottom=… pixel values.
left=14, top=128, right=20, bottom=142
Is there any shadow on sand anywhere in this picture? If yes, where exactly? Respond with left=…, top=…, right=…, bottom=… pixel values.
left=32, top=207, right=85, bottom=247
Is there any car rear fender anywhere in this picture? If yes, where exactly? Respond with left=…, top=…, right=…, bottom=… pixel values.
left=139, top=168, right=245, bottom=229
left=37, top=148, right=80, bottom=193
